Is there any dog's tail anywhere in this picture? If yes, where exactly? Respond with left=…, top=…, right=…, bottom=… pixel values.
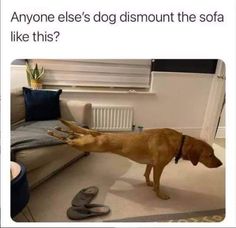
left=60, top=119, right=101, bottom=136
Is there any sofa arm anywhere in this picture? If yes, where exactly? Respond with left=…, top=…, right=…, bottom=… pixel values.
left=60, top=99, right=92, bottom=128
left=11, top=88, right=25, bottom=124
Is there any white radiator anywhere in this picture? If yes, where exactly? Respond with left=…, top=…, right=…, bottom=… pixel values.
left=92, top=105, right=134, bottom=131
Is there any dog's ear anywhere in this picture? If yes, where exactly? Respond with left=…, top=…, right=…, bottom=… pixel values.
left=188, top=147, right=201, bottom=166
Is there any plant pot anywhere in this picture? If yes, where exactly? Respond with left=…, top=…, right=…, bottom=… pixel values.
left=30, top=80, right=42, bottom=89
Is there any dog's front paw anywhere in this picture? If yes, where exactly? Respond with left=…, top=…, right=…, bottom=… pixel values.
left=156, top=191, right=170, bottom=200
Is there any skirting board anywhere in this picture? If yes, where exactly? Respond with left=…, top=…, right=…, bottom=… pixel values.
left=215, top=127, right=225, bottom=138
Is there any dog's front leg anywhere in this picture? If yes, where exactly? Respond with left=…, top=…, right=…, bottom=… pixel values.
left=153, top=164, right=170, bottom=200
left=144, top=164, right=153, bottom=186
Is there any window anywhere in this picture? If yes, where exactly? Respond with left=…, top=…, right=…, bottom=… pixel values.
left=151, top=59, right=218, bottom=74
left=29, top=59, right=151, bottom=89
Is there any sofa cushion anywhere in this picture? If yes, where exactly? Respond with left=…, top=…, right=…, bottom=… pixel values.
left=23, top=87, right=62, bottom=121
left=16, top=145, right=86, bottom=189
left=15, top=144, right=83, bottom=172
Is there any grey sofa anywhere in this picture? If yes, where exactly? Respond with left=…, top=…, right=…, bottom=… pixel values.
left=11, top=88, right=92, bottom=189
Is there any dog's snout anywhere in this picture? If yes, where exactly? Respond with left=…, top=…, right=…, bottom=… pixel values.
left=202, top=155, right=223, bottom=168
left=216, top=159, right=223, bottom=167
left=210, top=157, right=223, bottom=168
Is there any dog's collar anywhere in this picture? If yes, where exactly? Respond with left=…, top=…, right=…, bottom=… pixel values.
left=175, top=135, right=186, bottom=164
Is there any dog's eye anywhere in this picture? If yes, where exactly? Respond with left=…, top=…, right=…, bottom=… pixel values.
left=209, top=154, right=213, bottom=157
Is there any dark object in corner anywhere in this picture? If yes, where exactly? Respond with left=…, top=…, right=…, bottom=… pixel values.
left=11, top=162, right=30, bottom=218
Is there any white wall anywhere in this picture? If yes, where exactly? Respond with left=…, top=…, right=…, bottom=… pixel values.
left=10, top=65, right=28, bottom=90
left=216, top=104, right=225, bottom=138
left=11, top=66, right=224, bottom=138
left=61, top=72, right=213, bottom=137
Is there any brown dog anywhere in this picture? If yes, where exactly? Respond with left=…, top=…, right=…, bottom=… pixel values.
left=48, top=119, right=222, bottom=200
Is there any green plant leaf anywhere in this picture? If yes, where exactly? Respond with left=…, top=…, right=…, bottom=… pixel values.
left=26, top=62, right=45, bottom=82
left=38, top=67, right=45, bottom=79
left=26, top=71, right=32, bottom=86
left=35, top=64, right=40, bottom=79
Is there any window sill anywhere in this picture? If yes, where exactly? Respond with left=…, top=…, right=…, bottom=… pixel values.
left=61, top=89, right=156, bottom=95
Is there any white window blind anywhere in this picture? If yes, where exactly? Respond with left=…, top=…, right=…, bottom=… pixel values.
left=29, top=59, right=151, bottom=88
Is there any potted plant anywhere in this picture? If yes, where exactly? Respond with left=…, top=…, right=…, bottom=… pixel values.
left=26, top=62, right=45, bottom=89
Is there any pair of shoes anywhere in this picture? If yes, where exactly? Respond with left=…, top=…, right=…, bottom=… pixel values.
left=72, top=186, right=99, bottom=206
left=67, top=203, right=110, bottom=220
left=67, top=186, right=110, bottom=220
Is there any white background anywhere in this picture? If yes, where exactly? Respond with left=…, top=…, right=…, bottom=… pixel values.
left=1, top=0, right=236, bottom=227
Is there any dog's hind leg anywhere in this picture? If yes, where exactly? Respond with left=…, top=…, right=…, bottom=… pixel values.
left=55, top=126, right=74, bottom=134
left=47, top=130, right=71, bottom=143
left=144, top=164, right=153, bottom=186
left=60, top=119, right=101, bottom=136
left=54, top=126, right=83, bottom=139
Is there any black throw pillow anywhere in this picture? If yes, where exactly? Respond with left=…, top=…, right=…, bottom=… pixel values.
left=23, top=87, right=62, bottom=121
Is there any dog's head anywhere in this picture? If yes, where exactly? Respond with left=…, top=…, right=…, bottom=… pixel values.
left=183, top=136, right=222, bottom=168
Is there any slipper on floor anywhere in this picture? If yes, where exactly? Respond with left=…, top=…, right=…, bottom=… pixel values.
left=67, top=204, right=110, bottom=220
left=71, top=186, right=99, bottom=207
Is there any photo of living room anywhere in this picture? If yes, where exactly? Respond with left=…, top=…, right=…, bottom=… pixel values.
left=10, top=59, right=225, bottom=222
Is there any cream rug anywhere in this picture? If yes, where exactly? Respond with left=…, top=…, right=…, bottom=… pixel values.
left=15, top=139, right=225, bottom=222
left=107, top=208, right=225, bottom=222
